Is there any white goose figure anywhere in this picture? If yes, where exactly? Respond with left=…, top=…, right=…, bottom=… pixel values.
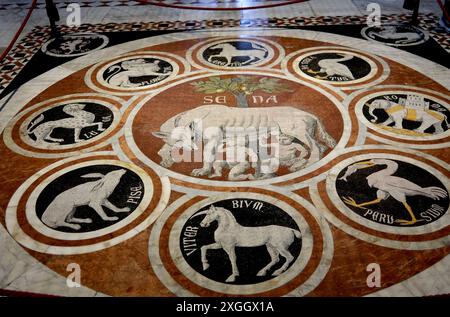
left=309, top=54, right=355, bottom=80
left=339, top=159, right=448, bottom=225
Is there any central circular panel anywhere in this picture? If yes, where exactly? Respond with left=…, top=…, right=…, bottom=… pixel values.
left=130, top=73, right=344, bottom=184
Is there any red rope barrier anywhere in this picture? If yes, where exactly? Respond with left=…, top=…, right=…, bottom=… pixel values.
left=0, top=0, right=37, bottom=63
left=136, top=0, right=308, bottom=11
left=436, top=0, right=450, bottom=22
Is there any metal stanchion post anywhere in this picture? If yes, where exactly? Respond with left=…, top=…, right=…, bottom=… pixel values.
left=45, top=0, right=60, bottom=38
left=403, top=0, right=421, bottom=25
left=439, top=0, right=450, bottom=31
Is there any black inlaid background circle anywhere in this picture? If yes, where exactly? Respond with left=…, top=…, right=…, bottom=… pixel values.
left=102, top=58, right=173, bottom=86
left=336, top=159, right=449, bottom=227
left=202, top=41, right=269, bottom=67
left=299, top=52, right=371, bottom=81
left=365, top=24, right=426, bottom=45
left=362, top=94, right=450, bottom=135
left=35, top=164, right=145, bottom=233
left=46, top=35, right=105, bottom=55
left=26, top=102, right=114, bottom=145
left=179, top=198, right=302, bottom=285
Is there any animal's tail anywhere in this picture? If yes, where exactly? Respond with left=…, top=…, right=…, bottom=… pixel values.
left=422, top=186, right=448, bottom=200
left=443, top=113, right=449, bottom=127
left=26, top=114, right=44, bottom=133
left=41, top=211, right=58, bottom=229
left=250, top=43, right=268, bottom=52
left=304, top=132, right=322, bottom=161
left=292, top=229, right=301, bottom=239
left=429, top=105, right=449, bottom=127
left=314, top=117, right=337, bottom=149
left=43, top=220, right=58, bottom=229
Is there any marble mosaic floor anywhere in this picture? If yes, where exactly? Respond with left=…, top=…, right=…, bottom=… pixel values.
left=0, top=1, right=449, bottom=297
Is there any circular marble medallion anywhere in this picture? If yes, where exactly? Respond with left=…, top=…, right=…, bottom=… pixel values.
left=361, top=23, right=429, bottom=47
left=41, top=33, right=109, bottom=57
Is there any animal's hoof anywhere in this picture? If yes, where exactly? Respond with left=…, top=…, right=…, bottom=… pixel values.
left=84, top=218, right=92, bottom=223
left=160, top=161, right=173, bottom=168
left=104, top=216, right=119, bottom=221
left=257, top=173, right=275, bottom=180
left=119, top=207, right=131, bottom=213
left=256, top=270, right=267, bottom=277
left=202, top=262, right=209, bottom=271
left=98, top=128, right=106, bottom=131
left=225, top=275, right=236, bottom=283
left=272, top=269, right=283, bottom=276
left=191, top=169, right=209, bottom=177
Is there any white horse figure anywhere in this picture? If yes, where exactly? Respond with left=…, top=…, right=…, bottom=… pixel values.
left=207, top=43, right=268, bottom=66
left=191, top=205, right=301, bottom=283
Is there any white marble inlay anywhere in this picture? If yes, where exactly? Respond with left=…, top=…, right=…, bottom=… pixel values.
left=356, top=91, right=449, bottom=140
left=367, top=254, right=450, bottom=297
left=124, top=70, right=349, bottom=188
left=2, top=28, right=448, bottom=137
left=168, top=193, right=313, bottom=295
left=326, top=153, right=450, bottom=235
left=25, top=159, right=153, bottom=241
left=149, top=190, right=333, bottom=296
left=3, top=93, right=126, bottom=158
left=5, top=151, right=170, bottom=255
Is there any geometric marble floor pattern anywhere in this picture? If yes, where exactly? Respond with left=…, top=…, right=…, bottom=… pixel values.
left=0, top=21, right=449, bottom=297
